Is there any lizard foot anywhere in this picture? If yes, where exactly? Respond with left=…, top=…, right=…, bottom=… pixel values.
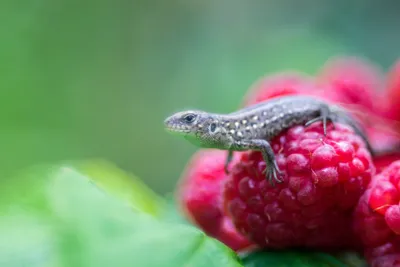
left=304, top=114, right=336, bottom=136
left=262, top=161, right=284, bottom=186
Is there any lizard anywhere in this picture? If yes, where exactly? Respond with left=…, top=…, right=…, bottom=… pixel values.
left=164, top=95, right=374, bottom=186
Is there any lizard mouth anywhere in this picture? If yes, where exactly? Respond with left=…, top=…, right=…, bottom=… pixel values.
left=164, top=116, right=191, bottom=135
left=165, top=127, right=190, bottom=134
left=164, top=121, right=191, bottom=135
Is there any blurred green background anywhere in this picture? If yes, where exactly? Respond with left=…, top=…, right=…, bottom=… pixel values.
left=2, top=0, right=400, bottom=194
left=1, top=1, right=399, bottom=266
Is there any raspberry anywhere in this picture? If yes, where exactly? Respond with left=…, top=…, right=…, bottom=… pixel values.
left=373, top=152, right=400, bottom=174
left=353, top=161, right=400, bottom=266
left=366, top=124, right=400, bottom=154
left=317, top=56, right=400, bottom=153
left=317, top=56, right=384, bottom=117
left=223, top=122, right=374, bottom=250
left=240, top=63, right=400, bottom=153
left=242, top=72, right=317, bottom=106
left=177, top=149, right=252, bottom=251
left=370, top=254, right=400, bottom=267
left=383, top=60, right=400, bottom=122
left=216, top=217, right=257, bottom=252
left=240, top=64, right=400, bottom=152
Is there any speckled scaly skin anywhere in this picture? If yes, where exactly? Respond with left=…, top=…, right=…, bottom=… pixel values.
left=164, top=95, right=373, bottom=185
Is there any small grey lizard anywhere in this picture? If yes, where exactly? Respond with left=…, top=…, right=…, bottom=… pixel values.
left=164, top=95, right=373, bottom=186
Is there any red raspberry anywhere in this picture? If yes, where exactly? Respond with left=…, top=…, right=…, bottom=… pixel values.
left=366, top=124, right=400, bottom=155
left=317, top=56, right=400, bottom=153
left=216, top=217, right=257, bottom=252
left=240, top=62, right=400, bottom=152
left=316, top=56, right=384, bottom=117
left=240, top=63, right=400, bottom=153
left=223, top=122, right=374, bottom=250
left=177, top=149, right=252, bottom=251
left=353, top=161, right=400, bottom=266
left=242, top=72, right=317, bottom=106
left=373, top=152, right=400, bottom=174
left=370, top=254, right=400, bottom=267
left=383, top=60, right=400, bottom=122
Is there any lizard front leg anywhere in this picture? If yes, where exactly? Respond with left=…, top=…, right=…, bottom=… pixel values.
left=234, top=139, right=283, bottom=186
left=224, top=150, right=233, bottom=175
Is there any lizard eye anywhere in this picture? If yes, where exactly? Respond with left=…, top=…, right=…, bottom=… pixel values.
left=183, top=114, right=196, bottom=123
left=209, top=123, right=217, bottom=133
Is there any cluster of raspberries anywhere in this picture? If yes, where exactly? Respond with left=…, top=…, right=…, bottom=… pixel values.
left=176, top=57, right=400, bottom=267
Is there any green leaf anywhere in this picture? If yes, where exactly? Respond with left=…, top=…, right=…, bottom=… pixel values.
left=0, top=162, right=244, bottom=267
left=131, top=219, right=243, bottom=267
left=240, top=250, right=352, bottom=267
left=0, top=214, right=60, bottom=267
left=159, top=193, right=190, bottom=225
left=333, top=252, right=368, bottom=267
left=75, top=159, right=164, bottom=217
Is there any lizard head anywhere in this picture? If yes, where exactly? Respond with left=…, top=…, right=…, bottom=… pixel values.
left=164, top=110, right=231, bottom=148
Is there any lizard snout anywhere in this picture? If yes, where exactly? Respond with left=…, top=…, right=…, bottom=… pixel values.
left=164, top=115, right=175, bottom=129
left=164, top=114, right=184, bottom=133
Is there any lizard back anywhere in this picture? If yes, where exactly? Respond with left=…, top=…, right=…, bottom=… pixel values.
left=221, top=95, right=328, bottom=141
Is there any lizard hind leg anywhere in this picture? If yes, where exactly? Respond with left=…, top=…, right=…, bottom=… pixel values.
left=304, top=105, right=337, bottom=135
